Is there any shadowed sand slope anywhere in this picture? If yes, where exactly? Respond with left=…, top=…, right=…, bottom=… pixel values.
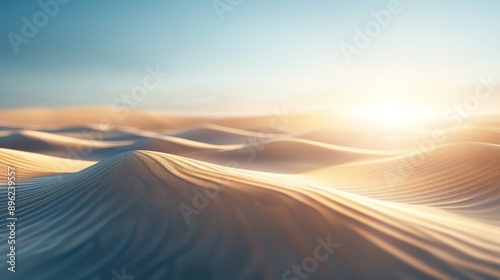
left=1, top=151, right=499, bottom=280
left=169, top=124, right=283, bottom=145
left=189, top=138, right=403, bottom=173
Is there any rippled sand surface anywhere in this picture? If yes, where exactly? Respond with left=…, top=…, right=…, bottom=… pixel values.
left=0, top=108, right=499, bottom=280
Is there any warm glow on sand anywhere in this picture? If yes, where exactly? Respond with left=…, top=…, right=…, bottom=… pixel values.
left=0, top=107, right=499, bottom=279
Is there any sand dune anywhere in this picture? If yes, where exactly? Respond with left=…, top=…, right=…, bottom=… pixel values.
left=0, top=130, right=133, bottom=160
left=0, top=107, right=499, bottom=279
left=190, top=138, right=402, bottom=173
left=41, top=125, right=145, bottom=140
left=1, top=150, right=499, bottom=279
left=297, top=128, right=422, bottom=150
left=0, top=129, right=238, bottom=160
left=304, top=142, right=500, bottom=224
left=169, top=124, right=283, bottom=145
left=0, top=148, right=95, bottom=181
left=446, top=126, right=500, bottom=144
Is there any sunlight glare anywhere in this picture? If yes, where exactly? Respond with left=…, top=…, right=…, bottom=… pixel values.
left=358, top=101, right=428, bottom=127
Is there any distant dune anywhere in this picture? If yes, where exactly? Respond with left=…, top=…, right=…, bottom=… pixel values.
left=0, top=107, right=499, bottom=279
left=189, top=138, right=401, bottom=173
left=0, top=148, right=95, bottom=181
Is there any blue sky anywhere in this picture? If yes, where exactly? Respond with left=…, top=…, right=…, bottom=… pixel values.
left=1, top=0, right=499, bottom=115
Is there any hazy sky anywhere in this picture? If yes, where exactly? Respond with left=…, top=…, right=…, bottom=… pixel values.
left=1, top=0, right=499, bottom=115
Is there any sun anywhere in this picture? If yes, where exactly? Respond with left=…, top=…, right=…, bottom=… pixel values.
left=371, top=102, right=416, bottom=126
left=358, top=101, right=427, bottom=127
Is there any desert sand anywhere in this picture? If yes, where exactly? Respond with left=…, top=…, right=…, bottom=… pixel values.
left=0, top=107, right=499, bottom=279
